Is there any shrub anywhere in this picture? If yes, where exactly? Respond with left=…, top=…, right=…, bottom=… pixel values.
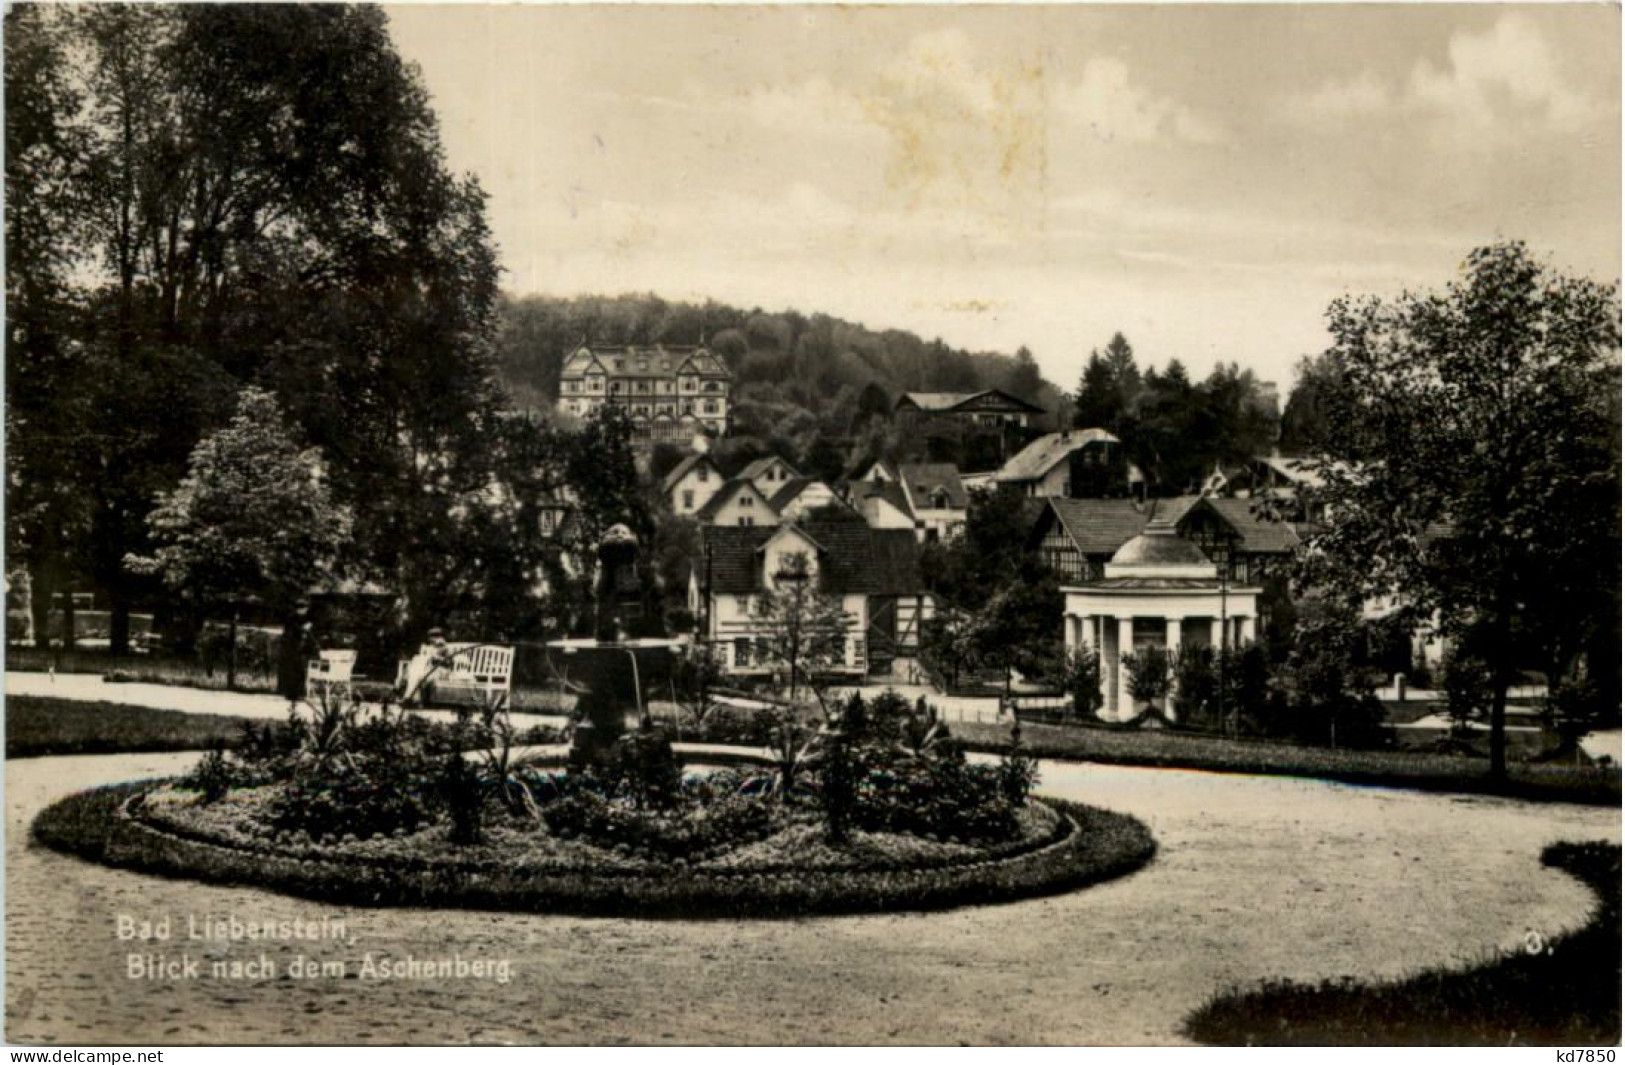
left=1123, top=647, right=1172, bottom=706
left=540, top=788, right=780, bottom=863
left=851, top=755, right=1018, bottom=842
left=437, top=751, right=486, bottom=846
left=179, top=745, right=239, bottom=804
left=999, top=732, right=1039, bottom=809
left=270, top=756, right=436, bottom=841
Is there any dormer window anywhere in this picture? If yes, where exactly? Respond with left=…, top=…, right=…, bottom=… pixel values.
left=697, top=467, right=709, bottom=483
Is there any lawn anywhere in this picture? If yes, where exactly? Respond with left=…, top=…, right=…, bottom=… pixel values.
left=955, top=720, right=1621, bottom=805
left=5, top=696, right=259, bottom=759
left=1185, top=841, right=1621, bottom=1045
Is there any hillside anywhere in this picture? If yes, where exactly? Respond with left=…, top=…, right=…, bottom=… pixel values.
left=495, top=293, right=1067, bottom=469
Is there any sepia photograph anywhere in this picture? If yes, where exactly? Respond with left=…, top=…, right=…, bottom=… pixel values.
left=3, top=0, right=1621, bottom=1048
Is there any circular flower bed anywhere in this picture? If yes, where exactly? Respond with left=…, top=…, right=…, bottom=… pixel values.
left=33, top=775, right=1154, bottom=918
left=33, top=693, right=1156, bottom=917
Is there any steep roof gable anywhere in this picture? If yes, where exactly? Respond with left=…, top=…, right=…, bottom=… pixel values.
left=695, top=478, right=774, bottom=521
left=661, top=453, right=720, bottom=495
left=995, top=428, right=1121, bottom=483
left=899, top=463, right=968, bottom=510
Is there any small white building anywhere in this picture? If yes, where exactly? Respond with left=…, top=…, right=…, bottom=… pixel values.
left=739, top=455, right=801, bottom=498
left=696, top=479, right=778, bottom=527
left=663, top=453, right=725, bottom=517
left=1062, top=518, right=1260, bottom=721
left=692, top=514, right=934, bottom=677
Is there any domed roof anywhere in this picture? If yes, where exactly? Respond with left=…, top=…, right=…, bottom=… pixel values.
left=1110, top=518, right=1210, bottom=567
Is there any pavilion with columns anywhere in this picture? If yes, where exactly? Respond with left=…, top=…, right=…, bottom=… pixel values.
left=1062, top=517, right=1261, bottom=721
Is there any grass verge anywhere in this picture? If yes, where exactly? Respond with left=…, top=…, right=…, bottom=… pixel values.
left=5, top=696, right=259, bottom=759
left=31, top=783, right=1155, bottom=919
left=1184, top=841, right=1621, bottom=1046
left=956, top=721, right=1620, bottom=806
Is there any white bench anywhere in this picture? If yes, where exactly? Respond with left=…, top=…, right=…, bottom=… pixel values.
left=397, top=642, right=515, bottom=708
left=306, top=649, right=357, bottom=704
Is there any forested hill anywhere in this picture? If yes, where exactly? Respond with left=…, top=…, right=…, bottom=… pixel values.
left=495, top=293, right=1067, bottom=447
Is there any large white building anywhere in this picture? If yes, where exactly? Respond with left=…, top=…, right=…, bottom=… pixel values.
left=1062, top=518, right=1260, bottom=721
left=558, top=342, right=732, bottom=443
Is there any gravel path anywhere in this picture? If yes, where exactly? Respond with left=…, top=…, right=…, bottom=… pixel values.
left=6, top=752, right=1615, bottom=1045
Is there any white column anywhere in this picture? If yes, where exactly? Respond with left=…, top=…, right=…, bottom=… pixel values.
left=1117, top=617, right=1136, bottom=721
left=1239, top=615, right=1256, bottom=645
left=1102, top=617, right=1117, bottom=718
left=1210, top=616, right=1224, bottom=651
left=1165, top=616, right=1183, bottom=721
left=1079, top=615, right=1095, bottom=652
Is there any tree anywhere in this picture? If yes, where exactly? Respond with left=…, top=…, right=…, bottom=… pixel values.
left=1440, top=648, right=1494, bottom=738
left=1073, top=351, right=1118, bottom=431
left=1279, top=353, right=1341, bottom=455
left=15, top=6, right=504, bottom=653
left=751, top=551, right=850, bottom=702
left=129, top=388, right=350, bottom=695
left=1274, top=592, right=1388, bottom=749
left=1301, top=242, right=1620, bottom=777
left=1061, top=647, right=1105, bottom=720
left=1122, top=647, right=1172, bottom=710
left=5, top=5, right=94, bottom=648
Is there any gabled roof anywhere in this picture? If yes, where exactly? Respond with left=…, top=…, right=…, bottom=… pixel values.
left=899, top=463, right=968, bottom=510
left=1254, top=453, right=1325, bottom=488
left=853, top=458, right=898, bottom=482
left=1038, top=495, right=1302, bottom=557
left=768, top=476, right=829, bottom=512
left=662, top=453, right=720, bottom=495
left=895, top=389, right=1046, bottom=415
left=995, top=428, right=1121, bottom=483
left=1193, top=497, right=1304, bottom=554
left=740, top=456, right=800, bottom=482
left=848, top=479, right=915, bottom=520
left=696, top=478, right=774, bottom=522
left=675, top=348, right=733, bottom=379
left=700, top=522, right=926, bottom=596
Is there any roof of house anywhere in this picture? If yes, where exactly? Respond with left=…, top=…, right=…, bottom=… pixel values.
left=695, top=479, right=773, bottom=522
left=1254, top=453, right=1325, bottom=488
left=848, top=479, right=915, bottom=519
left=895, top=389, right=1046, bottom=415
left=661, top=453, right=718, bottom=495
left=739, top=456, right=800, bottom=482
left=768, top=477, right=827, bottom=512
left=899, top=463, right=968, bottom=510
left=700, top=521, right=927, bottom=596
left=1039, top=495, right=1301, bottom=557
left=1195, top=497, right=1305, bottom=554
left=994, top=428, right=1121, bottom=483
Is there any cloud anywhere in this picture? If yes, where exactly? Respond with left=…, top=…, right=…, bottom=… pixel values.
left=1285, top=15, right=1604, bottom=134
left=1054, top=58, right=1227, bottom=145
left=1407, top=14, right=1600, bottom=131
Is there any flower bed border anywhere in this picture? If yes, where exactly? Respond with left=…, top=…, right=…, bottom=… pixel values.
left=33, top=781, right=1156, bottom=919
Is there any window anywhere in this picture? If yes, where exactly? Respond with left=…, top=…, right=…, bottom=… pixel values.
left=682, top=490, right=694, bottom=509
left=697, top=466, right=709, bottom=482
left=703, top=400, right=717, bottom=414
left=734, top=638, right=752, bottom=667
left=740, top=494, right=753, bottom=507
left=738, top=516, right=754, bottom=526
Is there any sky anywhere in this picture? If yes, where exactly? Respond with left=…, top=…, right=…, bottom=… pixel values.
left=385, top=3, right=1621, bottom=392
